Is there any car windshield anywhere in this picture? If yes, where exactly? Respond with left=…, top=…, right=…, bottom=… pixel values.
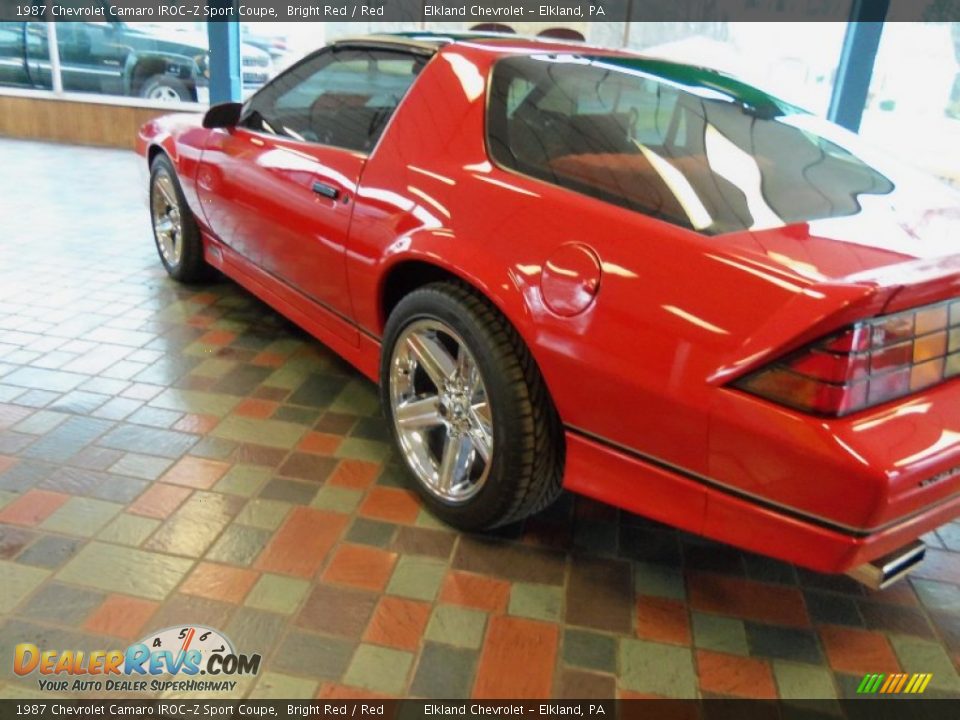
left=487, top=53, right=903, bottom=235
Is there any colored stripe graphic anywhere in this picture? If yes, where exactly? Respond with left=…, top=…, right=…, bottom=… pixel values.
left=858, top=672, right=933, bottom=694
left=857, top=674, right=883, bottom=693
left=893, top=673, right=908, bottom=693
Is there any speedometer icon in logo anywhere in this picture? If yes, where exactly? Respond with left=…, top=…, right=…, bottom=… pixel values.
left=127, top=624, right=260, bottom=678
left=139, top=625, right=234, bottom=671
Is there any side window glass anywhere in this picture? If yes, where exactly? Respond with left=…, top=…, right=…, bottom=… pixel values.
left=506, top=78, right=535, bottom=117
left=488, top=55, right=895, bottom=235
left=242, top=48, right=424, bottom=152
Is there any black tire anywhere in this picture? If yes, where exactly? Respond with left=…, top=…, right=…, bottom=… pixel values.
left=140, top=75, right=192, bottom=102
left=149, top=154, right=208, bottom=283
left=381, top=282, right=564, bottom=530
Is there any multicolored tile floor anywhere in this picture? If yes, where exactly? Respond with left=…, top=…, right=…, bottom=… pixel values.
left=2, top=137, right=960, bottom=700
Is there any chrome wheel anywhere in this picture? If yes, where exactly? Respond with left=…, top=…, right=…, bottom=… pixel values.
left=390, top=319, right=493, bottom=504
left=151, top=172, right=183, bottom=266
left=147, top=85, right=181, bottom=102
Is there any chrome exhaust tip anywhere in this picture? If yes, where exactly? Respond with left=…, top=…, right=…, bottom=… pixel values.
left=845, top=540, right=925, bottom=591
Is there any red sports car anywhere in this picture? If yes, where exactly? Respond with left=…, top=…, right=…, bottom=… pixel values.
left=138, top=33, right=960, bottom=587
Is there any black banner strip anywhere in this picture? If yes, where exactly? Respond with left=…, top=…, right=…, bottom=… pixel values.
left=2, top=0, right=960, bottom=23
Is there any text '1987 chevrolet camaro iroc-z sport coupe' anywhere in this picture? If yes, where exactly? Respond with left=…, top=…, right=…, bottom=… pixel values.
left=138, top=32, right=960, bottom=588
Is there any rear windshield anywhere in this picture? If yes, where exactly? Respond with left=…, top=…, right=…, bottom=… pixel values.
left=486, top=54, right=895, bottom=235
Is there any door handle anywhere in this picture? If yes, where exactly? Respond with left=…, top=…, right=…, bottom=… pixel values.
left=312, top=181, right=339, bottom=200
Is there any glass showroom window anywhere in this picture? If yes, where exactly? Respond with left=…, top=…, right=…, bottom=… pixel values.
left=422, top=20, right=589, bottom=42
left=316, top=19, right=593, bottom=48
left=0, top=14, right=210, bottom=104
left=238, top=22, right=418, bottom=87
left=0, top=22, right=54, bottom=91
left=239, top=21, right=326, bottom=85
left=239, top=21, right=292, bottom=84
left=618, top=21, right=850, bottom=117
left=860, top=22, right=960, bottom=187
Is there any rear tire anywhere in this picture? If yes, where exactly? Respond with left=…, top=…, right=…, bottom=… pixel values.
left=381, top=282, right=564, bottom=530
left=149, top=154, right=208, bottom=283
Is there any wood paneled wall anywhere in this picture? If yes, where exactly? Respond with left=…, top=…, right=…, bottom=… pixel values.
left=0, top=95, right=192, bottom=150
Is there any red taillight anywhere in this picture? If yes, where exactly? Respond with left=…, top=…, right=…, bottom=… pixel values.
left=735, top=299, right=960, bottom=416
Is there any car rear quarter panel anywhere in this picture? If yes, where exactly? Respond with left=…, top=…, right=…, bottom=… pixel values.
left=349, top=45, right=822, bottom=480
left=352, top=43, right=960, bottom=539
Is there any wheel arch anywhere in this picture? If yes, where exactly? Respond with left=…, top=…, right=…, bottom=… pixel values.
left=128, top=53, right=197, bottom=100
left=376, top=255, right=563, bottom=421
left=146, top=140, right=181, bottom=173
left=128, top=55, right=166, bottom=95
left=378, top=257, right=519, bottom=337
left=139, top=113, right=200, bottom=170
left=380, top=259, right=462, bottom=331
left=147, top=144, right=167, bottom=167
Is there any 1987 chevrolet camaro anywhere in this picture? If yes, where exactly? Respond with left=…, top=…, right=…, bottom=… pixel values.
left=138, top=33, right=960, bottom=586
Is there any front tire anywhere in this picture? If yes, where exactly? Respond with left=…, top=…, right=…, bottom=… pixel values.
left=149, top=154, right=207, bottom=283
left=381, top=282, right=564, bottom=530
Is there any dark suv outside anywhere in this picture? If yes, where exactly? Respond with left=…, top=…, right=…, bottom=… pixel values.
left=0, top=14, right=271, bottom=102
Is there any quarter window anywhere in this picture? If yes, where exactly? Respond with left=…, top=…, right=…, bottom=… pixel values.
left=487, top=54, right=895, bottom=235
left=242, top=47, right=426, bottom=152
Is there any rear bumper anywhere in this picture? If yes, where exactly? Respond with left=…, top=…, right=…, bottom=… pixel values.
left=561, top=428, right=960, bottom=574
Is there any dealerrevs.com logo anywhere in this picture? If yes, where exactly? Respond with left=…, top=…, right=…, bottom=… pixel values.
left=14, top=625, right=260, bottom=693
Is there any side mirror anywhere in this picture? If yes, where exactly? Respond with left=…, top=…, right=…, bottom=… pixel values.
left=202, top=102, right=242, bottom=129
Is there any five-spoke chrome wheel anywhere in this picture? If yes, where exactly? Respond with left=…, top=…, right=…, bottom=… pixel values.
left=389, top=319, right=494, bottom=503
left=151, top=172, right=183, bottom=267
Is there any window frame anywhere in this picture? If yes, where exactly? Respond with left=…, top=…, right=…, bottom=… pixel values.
left=237, top=41, right=434, bottom=157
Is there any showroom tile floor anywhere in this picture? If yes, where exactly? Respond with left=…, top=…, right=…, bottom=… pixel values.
left=1, top=137, right=960, bottom=700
